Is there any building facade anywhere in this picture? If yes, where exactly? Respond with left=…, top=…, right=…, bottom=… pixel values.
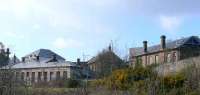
left=130, top=35, right=200, bottom=66
left=87, top=46, right=124, bottom=78
left=7, top=49, right=80, bottom=83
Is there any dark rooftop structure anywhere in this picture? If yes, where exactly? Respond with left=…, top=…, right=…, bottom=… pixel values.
left=23, top=49, right=65, bottom=63
left=130, top=36, right=200, bottom=57
left=130, top=35, right=200, bottom=66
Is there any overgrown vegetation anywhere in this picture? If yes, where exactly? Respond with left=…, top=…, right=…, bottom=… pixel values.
left=90, top=61, right=200, bottom=95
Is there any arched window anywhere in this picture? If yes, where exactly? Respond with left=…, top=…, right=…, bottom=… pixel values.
left=56, top=71, right=60, bottom=80
left=155, top=55, right=159, bottom=64
left=63, top=71, right=68, bottom=79
left=173, top=52, right=177, bottom=62
left=167, top=53, right=171, bottom=62
left=50, top=72, right=54, bottom=81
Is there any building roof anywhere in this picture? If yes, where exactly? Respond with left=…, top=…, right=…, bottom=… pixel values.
left=130, top=36, right=200, bottom=57
left=23, top=49, right=65, bottom=62
left=88, top=50, right=122, bottom=64
left=8, top=61, right=76, bottom=69
left=9, top=56, right=20, bottom=64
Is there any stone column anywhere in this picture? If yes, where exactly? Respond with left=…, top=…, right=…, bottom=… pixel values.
left=68, top=69, right=71, bottom=79
left=41, top=72, right=44, bottom=81
left=24, top=71, right=27, bottom=81
left=60, top=71, right=64, bottom=78
left=47, top=71, right=50, bottom=82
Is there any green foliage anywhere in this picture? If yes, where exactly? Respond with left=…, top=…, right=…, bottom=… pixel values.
left=0, top=53, right=9, bottom=67
left=101, top=64, right=157, bottom=90
left=162, top=73, right=185, bottom=89
left=34, top=79, right=82, bottom=88
left=93, top=50, right=125, bottom=78
left=90, top=62, right=200, bottom=95
left=65, top=79, right=81, bottom=88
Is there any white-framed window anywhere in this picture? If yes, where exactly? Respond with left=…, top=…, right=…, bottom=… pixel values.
left=173, top=52, right=177, bottom=62
left=56, top=71, right=60, bottom=80
left=155, top=55, right=159, bottom=64
left=167, top=53, right=171, bottom=62
left=50, top=72, right=54, bottom=81
left=150, top=56, right=154, bottom=64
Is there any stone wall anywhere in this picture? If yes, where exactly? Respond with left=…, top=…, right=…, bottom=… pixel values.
left=155, top=56, right=200, bottom=76
left=140, top=49, right=179, bottom=66
left=14, top=67, right=72, bottom=83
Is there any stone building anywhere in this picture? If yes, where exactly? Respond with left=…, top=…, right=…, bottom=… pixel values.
left=7, top=49, right=80, bottom=83
left=130, top=35, right=200, bottom=66
left=87, top=46, right=124, bottom=78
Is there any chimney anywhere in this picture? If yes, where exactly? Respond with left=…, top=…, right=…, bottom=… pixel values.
left=22, top=57, right=25, bottom=63
left=77, top=58, right=80, bottom=65
left=13, top=54, right=16, bottom=64
left=36, top=56, right=40, bottom=61
left=6, top=48, right=10, bottom=57
left=52, top=54, right=57, bottom=61
left=160, top=35, right=166, bottom=49
left=143, top=41, right=148, bottom=52
left=108, top=45, right=112, bottom=51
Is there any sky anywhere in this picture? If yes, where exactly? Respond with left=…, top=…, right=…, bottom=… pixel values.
left=0, top=0, right=200, bottom=61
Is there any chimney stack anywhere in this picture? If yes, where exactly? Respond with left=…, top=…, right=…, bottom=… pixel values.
left=52, top=54, right=57, bottom=61
left=22, top=57, right=25, bottom=63
left=160, top=35, right=166, bottom=49
left=13, top=54, right=16, bottom=64
left=36, top=56, right=40, bottom=61
left=6, top=48, right=10, bottom=57
left=77, top=58, right=80, bottom=65
left=143, top=41, right=148, bottom=52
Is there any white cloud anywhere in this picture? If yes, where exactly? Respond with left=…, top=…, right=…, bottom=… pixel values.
left=53, top=37, right=83, bottom=49
left=128, top=0, right=200, bottom=15
left=32, top=24, right=40, bottom=30
left=4, top=31, right=25, bottom=39
left=159, top=15, right=183, bottom=31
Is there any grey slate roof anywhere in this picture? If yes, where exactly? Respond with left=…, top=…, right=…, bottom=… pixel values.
left=24, top=49, right=65, bottom=62
left=9, top=56, right=20, bottom=64
left=130, top=36, right=200, bottom=57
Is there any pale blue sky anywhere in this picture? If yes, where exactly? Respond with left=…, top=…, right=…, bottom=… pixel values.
left=0, top=0, right=200, bottom=61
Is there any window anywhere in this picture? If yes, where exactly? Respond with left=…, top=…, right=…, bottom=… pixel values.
left=26, top=72, right=29, bottom=77
left=172, top=52, right=177, bottom=62
left=38, top=72, right=42, bottom=81
left=167, top=53, right=171, bottom=62
left=21, top=72, right=24, bottom=80
left=31, top=72, right=35, bottom=82
left=155, top=55, right=159, bottom=64
left=50, top=72, right=54, bottom=81
left=16, top=72, right=19, bottom=80
left=43, top=72, right=47, bottom=82
left=63, top=71, right=67, bottom=79
left=56, top=71, right=60, bottom=80
left=150, top=56, right=154, bottom=64
left=148, top=56, right=150, bottom=64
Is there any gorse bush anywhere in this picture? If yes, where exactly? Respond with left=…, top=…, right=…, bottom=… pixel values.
left=102, top=64, right=157, bottom=90
left=92, top=63, right=200, bottom=95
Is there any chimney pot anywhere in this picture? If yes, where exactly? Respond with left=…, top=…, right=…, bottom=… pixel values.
left=143, top=41, right=148, bottom=52
left=36, top=56, right=40, bottom=61
left=77, top=58, right=80, bottom=65
left=160, top=35, right=166, bottom=49
left=13, top=54, right=16, bottom=63
left=22, top=57, right=25, bottom=63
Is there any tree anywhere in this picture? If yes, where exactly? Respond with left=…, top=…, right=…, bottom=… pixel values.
left=0, top=52, right=9, bottom=67
left=93, top=49, right=125, bottom=78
